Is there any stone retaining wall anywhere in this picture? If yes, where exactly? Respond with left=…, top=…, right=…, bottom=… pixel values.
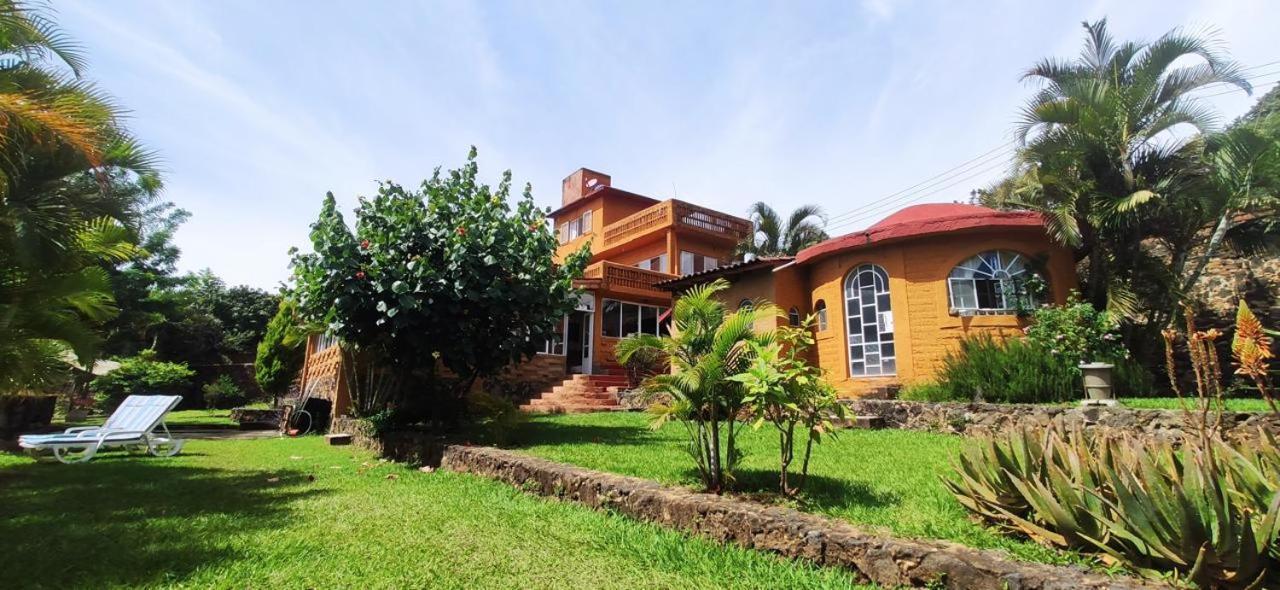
left=337, top=418, right=1152, bottom=589
left=842, top=399, right=1280, bottom=442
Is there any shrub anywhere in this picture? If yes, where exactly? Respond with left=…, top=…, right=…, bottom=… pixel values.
left=90, top=351, right=194, bottom=411
left=946, top=425, right=1280, bottom=587
left=465, top=389, right=526, bottom=446
left=254, top=299, right=306, bottom=403
left=936, top=335, right=1077, bottom=403
left=203, top=375, right=248, bottom=409
left=731, top=320, right=846, bottom=495
left=1024, top=294, right=1127, bottom=372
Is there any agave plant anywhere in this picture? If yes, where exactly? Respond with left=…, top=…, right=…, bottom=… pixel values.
left=946, top=423, right=1280, bottom=587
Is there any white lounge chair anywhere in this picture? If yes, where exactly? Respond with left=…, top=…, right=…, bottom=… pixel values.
left=19, top=395, right=186, bottom=464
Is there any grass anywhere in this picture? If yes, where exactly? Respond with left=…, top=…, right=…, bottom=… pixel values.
left=1116, top=397, right=1275, bottom=412
left=63, top=408, right=242, bottom=429
left=511, top=412, right=1081, bottom=567
left=0, top=437, right=868, bottom=589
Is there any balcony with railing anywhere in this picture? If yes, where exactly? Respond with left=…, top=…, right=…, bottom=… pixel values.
left=579, top=261, right=674, bottom=298
left=600, top=199, right=752, bottom=250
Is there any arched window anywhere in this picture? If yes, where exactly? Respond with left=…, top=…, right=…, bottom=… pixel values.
left=738, top=298, right=754, bottom=311
left=787, top=307, right=801, bottom=327
left=844, top=264, right=895, bottom=377
left=814, top=300, right=828, bottom=331
left=947, top=250, right=1043, bottom=313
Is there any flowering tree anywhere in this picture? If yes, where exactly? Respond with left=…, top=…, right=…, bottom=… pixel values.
left=289, top=148, right=590, bottom=420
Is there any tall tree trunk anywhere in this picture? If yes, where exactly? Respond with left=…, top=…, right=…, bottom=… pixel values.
left=1180, top=208, right=1234, bottom=296
left=1085, top=243, right=1108, bottom=311
left=707, top=403, right=722, bottom=493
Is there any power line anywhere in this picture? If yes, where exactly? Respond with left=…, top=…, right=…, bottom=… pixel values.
left=823, top=143, right=1015, bottom=226
left=822, top=159, right=1015, bottom=234
left=814, top=64, right=1280, bottom=234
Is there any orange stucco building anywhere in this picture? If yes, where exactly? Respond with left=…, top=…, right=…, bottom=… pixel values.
left=658, top=203, right=1078, bottom=397
left=299, top=168, right=1076, bottom=416
left=299, top=167, right=753, bottom=415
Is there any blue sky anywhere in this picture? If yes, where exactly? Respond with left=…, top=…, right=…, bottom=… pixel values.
left=59, top=0, right=1279, bottom=290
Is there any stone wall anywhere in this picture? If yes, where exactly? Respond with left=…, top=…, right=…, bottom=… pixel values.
left=843, top=399, right=1280, bottom=442
left=338, top=419, right=1153, bottom=589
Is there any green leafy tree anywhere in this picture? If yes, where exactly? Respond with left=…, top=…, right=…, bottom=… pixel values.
left=90, top=350, right=194, bottom=411
left=0, top=1, right=156, bottom=385
left=737, top=202, right=828, bottom=257
left=254, top=298, right=306, bottom=404
left=984, top=19, right=1251, bottom=320
left=289, top=147, right=590, bottom=420
left=730, top=319, right=845, bottom=495
left=615, top=279, right=775, bottom=493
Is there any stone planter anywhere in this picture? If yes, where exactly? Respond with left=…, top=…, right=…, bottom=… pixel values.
left=1078, top=362, right=1115, bottom=405
left=0, top=395, right=57, bottom=437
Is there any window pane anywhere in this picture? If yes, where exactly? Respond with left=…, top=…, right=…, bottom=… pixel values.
left=703, top=256, right=718, bottom=271
left=882, top=358, right=896, bottom=373
left=851, top=361, right=865, bottom=376
left=582, top=210, right=592, bottom=233
left=659, top=308, right=671, bottom=336
left=603, top=300, right=621, bottom=337
left=680, top=251, right=695, bottom=275
left=657, top=254, right=668, bottom=273
left=881, top=342, right=895, bottom=358
left=976, top=279, right=1002, bottom=309
left=621, top=303, right=640, bottom=336
left=641, top=306, right=657, bottom=335
left=950, top=279, right=977, bottom=309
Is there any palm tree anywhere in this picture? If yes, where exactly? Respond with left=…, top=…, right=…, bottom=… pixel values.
left=987, top=19, right=1252, bottom=318
left=615, top=279, right=776, bottom=493
left=1179, top=127, right=1278, bottom=292
left=0, top=1, right=154, bottom=388
left=738, top=202, right=828, bottom=258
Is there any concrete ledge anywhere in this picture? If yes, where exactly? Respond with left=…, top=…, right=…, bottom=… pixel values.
left=338, top=416, right=1151, bottom=589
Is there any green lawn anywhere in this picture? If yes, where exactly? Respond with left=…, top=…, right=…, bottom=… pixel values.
left=0, top=437, right=866, bottom=589
left=511, top=412, right=1081, bottom=567
left=62, top=408, right=242, bottom=429
left=1116, top=397, right=1275, bottom=412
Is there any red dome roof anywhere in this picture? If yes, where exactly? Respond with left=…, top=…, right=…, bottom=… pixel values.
left=794, top=203, right=1046, bottom=266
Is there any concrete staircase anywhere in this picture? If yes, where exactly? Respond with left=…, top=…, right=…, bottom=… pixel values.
left=519, top=373, right=629, bottom=413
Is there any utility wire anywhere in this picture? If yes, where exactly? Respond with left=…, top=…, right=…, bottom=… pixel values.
left=815, top=64, right=1280, bottom=234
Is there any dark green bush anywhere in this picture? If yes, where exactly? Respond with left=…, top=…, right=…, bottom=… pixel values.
left=937, top=335, right=1078, bottom=404
left=90, top=351, right=195, bottom=411
left=203, top=375, right=248, bottom=409
left=1111, top=356, right=1154, bottom=397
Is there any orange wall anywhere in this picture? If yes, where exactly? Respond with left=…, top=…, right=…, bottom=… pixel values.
left=806, top=229, right=1076, bottom=397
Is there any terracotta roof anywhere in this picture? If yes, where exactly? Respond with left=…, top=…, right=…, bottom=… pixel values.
left=654, top=256, right=794, bottom=291
left=794, top=203, right=1046, bottom=266
left=547, top=186, right=660, bottom=218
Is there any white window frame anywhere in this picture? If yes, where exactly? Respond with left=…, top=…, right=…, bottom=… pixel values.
left=843, top=264, right=896, bottom=377
left=634, top=253, right=668, bottom=273
left=558, top=210, right=593, bottom=244
left=678, top=251, right=719, bottom=276
left=946, top=250, right=1041, bottom=315
left=601, top=298, right=669, bottom=339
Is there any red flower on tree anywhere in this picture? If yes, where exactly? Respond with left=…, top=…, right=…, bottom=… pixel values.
left=355, top=270, right=366, bottom=280
left=360, top=239, right=370, bottom=249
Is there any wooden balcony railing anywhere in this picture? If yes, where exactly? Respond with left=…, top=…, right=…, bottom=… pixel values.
left=601, top=199, right=752, bottom=248
left=582, top=261, right=673, bottom=295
